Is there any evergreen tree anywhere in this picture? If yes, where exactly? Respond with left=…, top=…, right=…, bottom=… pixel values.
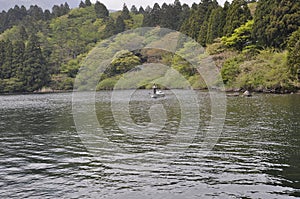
left=198, top=21, right=209, bottom=46
left=145, top=6, right=152, bottom=13
left=44, top=9, right=51, bottom=20
left=22, top=34, right=49, bottom=92
left=160, top=3, right=171, bottom=28
left=85, top=0, right=92, bottom=7
left=287, top=28, right=300, bottom=79
left=121, top=3, right=131, bottom=20
left=173, top=0, right=183, bottom=30
left=2, top=40, right=13, bottom=79
left=131, top=5, right=139, bottom=14
left=206, top=6, right=226, bottom=44
left=223, top=0, right=252, bottom=36
left=143, top=3, right=160, bottom=27
left=103, top=18, right=116, bottom=38
left=79, top=1, right=86, bottom=8
left=253, top=0, right=300, bottom=48
left=19, top=25, right=28, bottom=40
left=12, top=40, right=25, bottom=79
left=138, top=6, right=145, bottom=14
left=180, top=4, right=190, bottom=26
left=28, top=5, right=44, bottom=21
left=180, top=0, right=218, bottom=41
left=95, top=1, right=109, bottom=19
left=115, top=16, right=126, bottom=34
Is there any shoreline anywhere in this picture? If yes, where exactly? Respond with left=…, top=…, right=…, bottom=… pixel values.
left=0, top=88, right=299, bottom=96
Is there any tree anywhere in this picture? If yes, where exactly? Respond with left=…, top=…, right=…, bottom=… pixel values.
left=206, top=6, right=226, bottom=44
left=115, top=16, right=125, bottom=34
left=121, top=3, right=131, bottom=20
left=287, top=28, right=300, bottom=79
left=131, top=5, right=139, bottom=14
left=103, top=18, right=116, bottom=38
left=222, top=20, right=254, bottom=51
left=145, top=6, right=152, bottom=13
left=223, top=0, right=252, bottom=36
left=19, top=25, right=28, bottom=40
left=21, top=34, right=49, bottom=92
left=180, top=0, right=218, bottom=41
left=79, top=1, right=86, bottom=8
left=107, top=50, right=141, bottom=77
left=2, top=40, right=13, bottom=79
left=94, top=1, right=109, bottom=19
left=253, top=0, right=300, bottom=48
left=12, top=40, right=25, bottom=80
left=85, top=0, right=92, bottom=7
left=138, top=6, right=145, bottom=14
left=143, top=3, right=160, bottom=27
left=198, top=21, right=209, bottom=46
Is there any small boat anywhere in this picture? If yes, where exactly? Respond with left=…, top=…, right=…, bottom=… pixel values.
left=151, top=90, right=165, bottom=98
left=242, top=90, right=252, bottom=97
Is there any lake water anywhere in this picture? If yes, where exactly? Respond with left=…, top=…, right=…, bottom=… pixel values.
left=0, top=91, right=299, bottom=198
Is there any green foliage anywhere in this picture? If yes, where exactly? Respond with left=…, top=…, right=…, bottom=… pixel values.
left=107, top=50, right=141, bottom=77
left=50, top=74, right=74, bottom=90
left=96, top=76, right=119, bottom=90
left=131, top=5, right=139, bottom=15
left=115, top=16, right=126, bottom=33
left=206, top=7, right=226, bottom=44
left=221, top=55, right=243, bottom=85
left=121, top=4, right=131, bottom=20
left=236, top=51, right=293, bottom=91
left=206, top=40, right=226, bottom=55
left=181, top=0, right=218, bottom=41
left=253, top=0, right=300, bottom=48
left=0, top=0, right=299, bottom=93
left=94, top=1, right=109, bottom=19
left=223, top=0, right=252, bottom=36
left=222, top=20, right=254, bottom=51
left=287, top=28, right=300, bottom=79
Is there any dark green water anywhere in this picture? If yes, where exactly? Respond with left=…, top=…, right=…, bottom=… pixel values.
left=0, top=91, right=299, bottom=198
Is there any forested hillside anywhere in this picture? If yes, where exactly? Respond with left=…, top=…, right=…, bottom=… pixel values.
left=0, top=0, right=299, bottom=93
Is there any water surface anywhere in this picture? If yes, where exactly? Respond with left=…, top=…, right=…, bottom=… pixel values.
left=0, top=91, right=299, bottom=198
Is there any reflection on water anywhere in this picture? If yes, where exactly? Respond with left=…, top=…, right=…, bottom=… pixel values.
left=0, top=91, right=299, bottom=198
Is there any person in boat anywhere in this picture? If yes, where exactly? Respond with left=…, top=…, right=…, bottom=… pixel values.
left=152, top=83, right=157, bottom=94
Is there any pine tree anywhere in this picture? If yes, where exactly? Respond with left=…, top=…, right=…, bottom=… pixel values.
left=2, top=40, right=13, bottom=79
left=138, top=6, right=145, bottom=14
left=19, top=25, right=28, bottom=40
left=95, top=1, right=109, bottom=19
left=22, top=34, right=49, bottom=92
left=147, top=3, right=161, bottom=27
left=223, top=0, right=252, bottom=36
left=85, top=0, right=92, bottom=7
left=180, top=0, right=218, bottom=41
left=103, top=18, right=116, bottom=38
left=115, top=16, right=126, bottom=34
left=79, top=1, right=86, bottom=8
left=121, top=3, right=131, bottom=20
left=253, top=0, right=300, bottom=48
left=198, top=21, right=209, bottom=46
left=131, top=5, right=139, bottom=14
left=12, top=40, right=25, bottom=79
left=206, top=6, right=226, bottom=44
left=287, top=28, right=300, bottom=79
left=160, top=3, right=171, bottom=28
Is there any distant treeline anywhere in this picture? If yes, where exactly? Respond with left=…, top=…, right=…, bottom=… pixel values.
left=0, top=0, right=299, bottom=93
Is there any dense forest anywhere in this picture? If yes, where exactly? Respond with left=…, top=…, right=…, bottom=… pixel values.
left=0, top=0, right=299, bottom=93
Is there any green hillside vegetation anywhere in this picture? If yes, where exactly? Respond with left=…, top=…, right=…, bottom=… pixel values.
left=0, top=0, right=299, bottom=93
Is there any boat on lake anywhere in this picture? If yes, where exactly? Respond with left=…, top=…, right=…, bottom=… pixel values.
left=151, top=90, right=165, bottom=98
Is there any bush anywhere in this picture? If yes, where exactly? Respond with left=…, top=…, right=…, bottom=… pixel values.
left=221, top=55, right=244, bottom=85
